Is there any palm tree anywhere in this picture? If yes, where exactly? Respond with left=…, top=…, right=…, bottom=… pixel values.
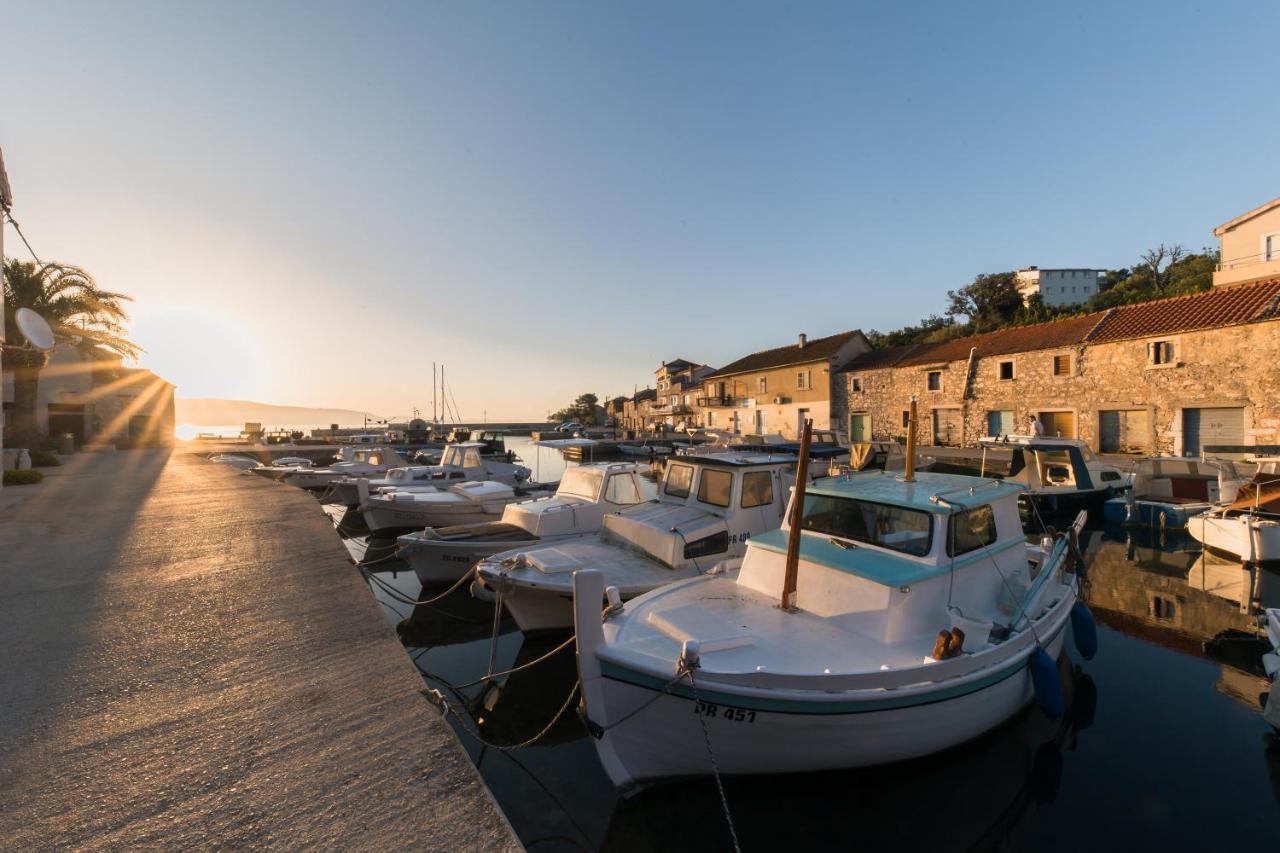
left=2, top=259, right=140, bottom=449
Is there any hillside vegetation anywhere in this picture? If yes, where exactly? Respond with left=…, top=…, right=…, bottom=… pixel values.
left=866, top=244, right=1216, bottom=348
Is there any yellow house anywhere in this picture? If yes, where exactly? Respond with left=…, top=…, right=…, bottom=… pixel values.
left=1213, top=197, right=1280, bottom=287
left=697, top=331, right=870, bottom=439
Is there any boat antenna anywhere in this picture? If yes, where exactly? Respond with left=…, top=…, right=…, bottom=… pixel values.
left=904, top=396, right=918, bottom=483
left=432, top=362, right=437, bottom=422
left=780, top=419, right=813, bottom=611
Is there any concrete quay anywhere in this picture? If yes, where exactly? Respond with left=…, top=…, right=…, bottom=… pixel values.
left=0, top=451, right=518, bottom=850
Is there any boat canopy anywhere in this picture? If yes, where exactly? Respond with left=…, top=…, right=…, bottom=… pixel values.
left=806, top=470, right=1022, bottom=514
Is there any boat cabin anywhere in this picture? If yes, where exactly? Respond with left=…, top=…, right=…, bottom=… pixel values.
left=504, top=463, right=647, bottom=537
left=979, top=435, right=1126, bottom=497
left=601, top=452, right=798, bottom=570
left=737, top=470, right=1034, bottom=646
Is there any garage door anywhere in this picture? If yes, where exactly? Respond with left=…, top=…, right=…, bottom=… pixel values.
left=987, top=410, right=1014, bottom=438
left=1183, top=407, right=1244, bottom=456
left=932, top=408, right=962, bottom=446
left=1099, top=409, right=1149, bottom=453
left=1038, top=411, right=1076, bottom=439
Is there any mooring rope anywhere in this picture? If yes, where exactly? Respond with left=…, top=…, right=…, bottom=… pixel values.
left=687, top=666, right=741, bottom=853
left=360, top=564, right=477, bottom=607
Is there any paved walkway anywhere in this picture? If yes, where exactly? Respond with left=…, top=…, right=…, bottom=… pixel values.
left=0, top=451, right=518, bottom=850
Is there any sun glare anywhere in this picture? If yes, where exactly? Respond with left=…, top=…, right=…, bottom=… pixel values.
left=128, top=307, right=268, bottom=400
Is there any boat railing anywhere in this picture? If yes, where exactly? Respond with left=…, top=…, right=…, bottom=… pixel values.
left=1008, top=534, right=1071, bottom=631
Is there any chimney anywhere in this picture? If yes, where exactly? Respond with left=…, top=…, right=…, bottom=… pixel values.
left=797, top=333, right=807, bottom=349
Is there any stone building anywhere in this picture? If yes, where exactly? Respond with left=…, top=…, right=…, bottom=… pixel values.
left=696, top=330, right=870, bottom=439
left=838, top=279, right=1280, bottom=456
left=651, top=358, right=714, bottom=429
left=2, top=344, right=175, bottom=448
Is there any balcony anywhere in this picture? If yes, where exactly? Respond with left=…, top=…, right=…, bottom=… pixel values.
left=696, top=395, right=735, bottom=408
left=1214, top=252, right=1280, bottom=288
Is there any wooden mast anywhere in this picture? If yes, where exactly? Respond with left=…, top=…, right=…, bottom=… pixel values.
left=904, top=396, right=918, bottom=483
left=780, top=419, right=813, bottom=611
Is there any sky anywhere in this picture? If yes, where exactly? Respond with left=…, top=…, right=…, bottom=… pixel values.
left=2, top=0, right=1277, bottom=422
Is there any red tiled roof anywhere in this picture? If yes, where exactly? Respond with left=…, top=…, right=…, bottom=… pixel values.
left=1085, top=279, right=1280, bottom=343
left=838, top=344, right=922, bottom=372
left=706, top=330, right=865, bottom=379
left=896, top=313, right=1107, bottom=366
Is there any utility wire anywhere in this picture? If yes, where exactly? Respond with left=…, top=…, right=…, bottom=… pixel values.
left=3, top=210, right=44, bottom=265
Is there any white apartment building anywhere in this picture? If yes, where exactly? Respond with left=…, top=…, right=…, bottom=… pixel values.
left=1015, top=267, right=1106, bottom=307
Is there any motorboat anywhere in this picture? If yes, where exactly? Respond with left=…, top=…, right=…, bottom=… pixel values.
left=326, top=441, right=531, bottom=507
left=281, top=446, right=410, bottom=491
left=476, top=451, right=801, bottom=634
left=1103, top=456, right=1249, bottom=528
left=1187, top=458, right=1280, bottom=562
left=358, top=478, right=552, bottom=535
left=209, top=453, right=260, bottom=471
left=979, top=435, right=1130, bottom=512
left=395, top=462, right=648, bottom=585
left=570, top=464, right=1093, bottom=788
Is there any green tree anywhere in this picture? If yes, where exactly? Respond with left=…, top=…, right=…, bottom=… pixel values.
left=2, top=260, right=140, bottom=449
left=945, top=272, right=1023, bottom=332
left=550, top=392, right=601, bottom=425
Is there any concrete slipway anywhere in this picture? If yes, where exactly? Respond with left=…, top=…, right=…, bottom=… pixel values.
left=0, top=451, right=519, bottom=850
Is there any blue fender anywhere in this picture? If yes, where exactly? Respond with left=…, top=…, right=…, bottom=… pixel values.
left=1071, top=602, right=1098, bottom=660
left=1029, top=647, right=1062, bottom=720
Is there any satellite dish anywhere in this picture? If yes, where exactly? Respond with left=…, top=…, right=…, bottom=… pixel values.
left=15, top=308, right=55, bottom=351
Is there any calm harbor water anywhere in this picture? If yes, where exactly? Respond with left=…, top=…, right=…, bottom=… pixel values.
left=340, top=441, right=1280, bottom=851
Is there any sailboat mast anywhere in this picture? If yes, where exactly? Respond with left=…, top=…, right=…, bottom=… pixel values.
left=780, top=419, right=813, bottom=611
left=904, top=397, right=918, bottom=483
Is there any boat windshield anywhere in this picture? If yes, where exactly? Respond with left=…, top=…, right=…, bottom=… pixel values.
left=799, top=494, right=933, bottom=556
left=558, top=467, right=603, bottom=501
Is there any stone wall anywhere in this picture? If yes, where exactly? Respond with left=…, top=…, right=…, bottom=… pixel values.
left=841, top=318, right=1280, bottom=454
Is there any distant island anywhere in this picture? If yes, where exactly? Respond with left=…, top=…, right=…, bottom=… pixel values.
left=176, top=398, right=378, bottom=429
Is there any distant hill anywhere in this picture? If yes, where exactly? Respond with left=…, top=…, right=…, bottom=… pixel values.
left=176, top=398, right=377, bottom=428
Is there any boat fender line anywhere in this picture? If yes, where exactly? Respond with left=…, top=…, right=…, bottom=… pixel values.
left=602, top=586, right=624, bottom=619
left=1030, top=647, right=1063, bottom=720
left=1070, top=602, right=1098, bottom=660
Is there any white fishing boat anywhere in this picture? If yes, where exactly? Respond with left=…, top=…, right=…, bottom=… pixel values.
left=1187, top=458, right=1280, bottom=562
left=395, top=462, right=648, bottom=585
left=326, top=441, right=531, bottom=507
left=476, top=451, right=800, bottom=633
left=570, top=414, right=1095, bottom=789
left=359, top=478, right=553, bottom=535
left=979, top=435, right=1130, bottom=512
left=281, top=446, right=410, bottom=491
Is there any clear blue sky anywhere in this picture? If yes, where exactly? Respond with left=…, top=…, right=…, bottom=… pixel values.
left=2, top=1, right=1276, bottom=420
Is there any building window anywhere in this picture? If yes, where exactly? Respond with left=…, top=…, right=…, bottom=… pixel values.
left=797, top=370, right=811, bottom=390
left=1149, top=340, right=1175, bottom=365
left=758, top=377, right=768, bottom=394
left=1053, top=354, right=1071, bottom=376
left=998, top=361, right=1014, bottom=381
left=902, top=410, right=910, bottom=428
left=926, top=371, right=942, bottom=391
left=850, top=376, right=863, bottom=393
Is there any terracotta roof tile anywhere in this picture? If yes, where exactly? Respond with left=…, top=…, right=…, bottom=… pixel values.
left=839, top=344, right=922, bottom=372
left=1085, top=279, right=1280, bottom=343
left=890, top=313, right=1106, bottom=367
left=706, top=330, right=865, bottom=379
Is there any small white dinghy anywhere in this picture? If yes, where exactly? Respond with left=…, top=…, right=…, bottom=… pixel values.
left=282, top=446, right=410, bottom=491
left=395, top=462, right=647, bottom=585
left=572, top=414, right=1096, bottom=789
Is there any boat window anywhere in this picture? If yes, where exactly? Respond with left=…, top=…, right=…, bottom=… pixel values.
left=800, top=494, right=933, bottom=556
left=697, top=469, right=733, bottom=507
left=947, top=505, right=997, bottom=556
left=1099, top=471, right=1122, bottom=482
left=1037, top=450, right=1076, bottom=486
left=605, top=473, right=643, bottom=505
left=463, top=448, right=483, bottom=468
left=665, top=464, right=694, bottom=499
left=441, top=446, right=463, bottom=467
left=740, top=471, right=774, bottom=508
left=683, top=530, right=729, bottom=559
left=559, top=467, right=603, bottom=501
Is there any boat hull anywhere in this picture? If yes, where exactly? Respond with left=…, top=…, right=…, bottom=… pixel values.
left=1187, top=512, right=1280, bottom=561
left=400, top=536, right=538, bottom=585
left=361, top=503, right=500, bottom=535
left=583, top=607, right=1072, bottom=789
left=1102, top=497, right=1211, bottom=528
